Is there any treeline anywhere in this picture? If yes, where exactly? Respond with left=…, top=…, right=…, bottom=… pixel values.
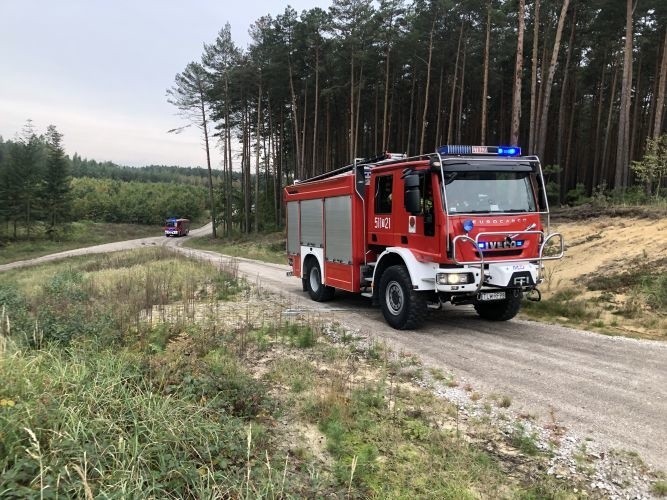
left=69, top=155, right=223, bottom=187
left=70, top=178, right=206, bottom=225
left=0, top=124, right=207, bottom=240
left=169, top=0, right=667, bottom=235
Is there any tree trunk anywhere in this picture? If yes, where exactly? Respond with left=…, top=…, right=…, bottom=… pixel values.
left=448, top=21, right=465, bottom=144
left=614, top=0, right=634, bottom=190
left=301, top=83, right=308, bottom=177
left=288, top=57, right=302, bottom=179
left=374, top=79, right=379, bottom=152
left=629, top=52, right=642, bottom=162
left=481, top=1, right=492, bottom=145
left=435, top=66, right=444, bottom=148
left=325, top=98, right=331, bottom=172
left=558, top=10, right=576, bottom=202
left=601, top=60, right=619, bottom=186
left=382, top=45, right=391, bottom=151
left=510, top=0, right=525, bottom=146
left=419, top=23, right=435, bottom=155
left=565, top=83, right=577, bottom=190
left=354, top=65, right=364, bottom=159
left=199, top=82, right=216, bottom=239
left=349, top=55, right=355, bottom=160
left=226, top=76, right=233, bottom=235
left=536, top=0, right=571, bottom=160
left=457, top=43, right=467, bottom=144
left=652, top=27, right=667, bottom=140
left=528, top=0, right=541, bottom=153
left=276, top=109, right=283, bottom=227
left=312, top=49, right=320, bottom=174
left=592, top=52, right=607, bottom=188
left=255, top=75, right=262, bottom=233
left=406, top=71, right=416, bottom=155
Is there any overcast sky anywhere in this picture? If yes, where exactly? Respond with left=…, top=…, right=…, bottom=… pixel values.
left=0, top=0, right=330, bottom=168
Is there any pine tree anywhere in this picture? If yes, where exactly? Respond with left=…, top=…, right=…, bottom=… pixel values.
left=167, top=62, right=217, bottom=237
left=42, top=125, right=71, bottom=239
left=10, top=120, right=43, bottom=239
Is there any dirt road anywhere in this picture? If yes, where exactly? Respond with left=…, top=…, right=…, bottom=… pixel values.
left=2, top=225, right=665, bottom=472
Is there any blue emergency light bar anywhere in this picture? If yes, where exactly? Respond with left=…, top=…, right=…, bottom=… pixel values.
left=437, top=145, right=522, bottom=156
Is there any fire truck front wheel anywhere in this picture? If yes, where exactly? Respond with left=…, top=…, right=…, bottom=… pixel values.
left=474, top=290, right=522, bottom=321
left=305, top=260, right=335, bottom=302
left=379, top=265, right=427, bottom=330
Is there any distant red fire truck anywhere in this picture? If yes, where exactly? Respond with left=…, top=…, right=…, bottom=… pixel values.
left=164, top=217, right=190, bottom=237
left=284, top=145, right=563, bottom=329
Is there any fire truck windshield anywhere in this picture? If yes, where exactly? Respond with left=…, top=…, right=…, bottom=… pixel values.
left=443, top=171, right=536, bottom=214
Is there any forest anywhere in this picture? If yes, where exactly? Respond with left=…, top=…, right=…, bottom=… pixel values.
left=1, top=0, right=666, bottom=240
left=0, top=125, right=208, bottom=240
left=169, top=0, right=667, bottom=235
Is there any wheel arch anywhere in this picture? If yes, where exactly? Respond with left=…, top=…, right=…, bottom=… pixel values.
left=372, top=247, right=438, bottom=300
left=301, top=248, right=324, bottom=280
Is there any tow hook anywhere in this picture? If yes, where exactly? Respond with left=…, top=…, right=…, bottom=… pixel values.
left=526, top=288, right=541, bottom=302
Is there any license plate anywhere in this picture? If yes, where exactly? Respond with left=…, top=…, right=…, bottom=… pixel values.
left=478, top=291, right=506, bottom=301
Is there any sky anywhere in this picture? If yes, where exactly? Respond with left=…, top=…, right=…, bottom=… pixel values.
left=0, top=0, right=330, bottom=168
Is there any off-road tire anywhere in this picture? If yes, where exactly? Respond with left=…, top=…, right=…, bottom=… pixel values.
left=379, top=265, right=427, bottom=330
left=305, top=260, right=335, bottom=302
left=474, top=289, right=522, bottom=321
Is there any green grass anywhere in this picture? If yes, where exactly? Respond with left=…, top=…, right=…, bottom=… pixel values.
left=585, top=256, right=667, bottom=312
left=0, top=250, right=589, bottom=497
left=183, top=231, right=286, bottom=264
left=0, top=221, right=159, bottom=265
left=652, top=479, right=667, bottom=496
left=522, top=288, right=598, bottom=322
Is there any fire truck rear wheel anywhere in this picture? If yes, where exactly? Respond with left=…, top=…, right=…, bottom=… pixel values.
left=306, top=260, right=335, bottom=302
left=474, top=289, right=522, bottom=321
left=379, top=265, right=427, bottom=330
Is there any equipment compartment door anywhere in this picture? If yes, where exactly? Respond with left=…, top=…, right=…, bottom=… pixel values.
left=325, top=196, right=354, bottom=291
left=286, top=201, right=299, bottom=254
left=300, top=199, right=323, bottom=248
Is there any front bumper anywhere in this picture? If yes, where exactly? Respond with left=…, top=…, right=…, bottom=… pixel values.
left=435, top=261, right=540, bottom=293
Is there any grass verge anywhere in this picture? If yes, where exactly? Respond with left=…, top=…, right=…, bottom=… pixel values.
left=183, top=231, right=286, bottom=265
left=0, top=221, right=159, bottom=265
left=522, top=257, right=667, bottom=340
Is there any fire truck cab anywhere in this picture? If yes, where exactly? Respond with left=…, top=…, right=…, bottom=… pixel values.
left=284, top=145, right=563, bottom=330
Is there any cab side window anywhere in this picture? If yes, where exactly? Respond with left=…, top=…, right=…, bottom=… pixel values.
left=420, top=175, right=435, bottom=236
left=375, top=175, right=393, bottom=213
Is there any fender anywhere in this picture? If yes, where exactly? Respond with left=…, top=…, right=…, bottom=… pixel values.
left=300, top=247, right=324, bottom=280
left=373, top=247, right=439, bottom=291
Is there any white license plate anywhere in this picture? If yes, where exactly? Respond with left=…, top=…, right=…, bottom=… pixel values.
left=478, top=291, right=506, bottom=301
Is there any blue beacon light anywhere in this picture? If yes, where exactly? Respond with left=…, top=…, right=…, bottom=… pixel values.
left=463, top=219, right=474, bottom=233
left=497, top=146, right=521, bottom=156
left=437, top=145, right=522, bottom=156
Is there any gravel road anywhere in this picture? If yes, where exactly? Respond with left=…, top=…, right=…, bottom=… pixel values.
left=2, top=224, right=665, bottom=474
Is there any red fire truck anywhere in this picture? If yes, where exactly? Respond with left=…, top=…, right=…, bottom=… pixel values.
left=164, top=217, right=190, bottom=237
left=284, top=145, right=563, bottom=330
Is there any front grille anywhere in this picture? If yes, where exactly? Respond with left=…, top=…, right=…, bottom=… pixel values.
left=475, top=250, right=524, bottom=258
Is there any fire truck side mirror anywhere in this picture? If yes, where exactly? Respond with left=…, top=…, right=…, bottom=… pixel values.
left=404, top=174, right=421, bottom=215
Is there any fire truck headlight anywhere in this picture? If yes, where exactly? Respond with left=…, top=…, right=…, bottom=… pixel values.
left=437, top=273, right=473, bottom=285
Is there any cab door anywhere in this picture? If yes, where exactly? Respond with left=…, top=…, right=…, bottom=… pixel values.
left=369, top=174, right=397, bottom=247
left=405, top=172, right=440, bottom=257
